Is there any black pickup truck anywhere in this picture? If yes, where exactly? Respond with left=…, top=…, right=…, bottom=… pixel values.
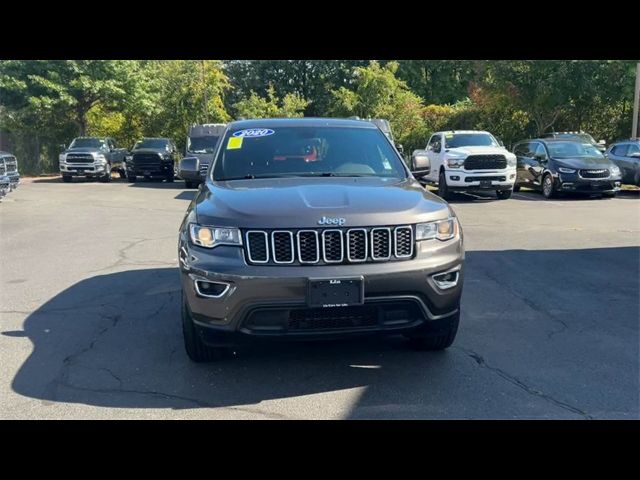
left=125, top=138, right=180, bottom=183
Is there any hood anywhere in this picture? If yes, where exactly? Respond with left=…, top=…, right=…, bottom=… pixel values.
left=187, top=153, right=215, bottom=166
left=195, top=177, right=451, bottom=229
left=65, top=147, right=99, bottom=154
left=553, top=156, right=613, bottom=169
left=446, top=145, right=514, bottom=157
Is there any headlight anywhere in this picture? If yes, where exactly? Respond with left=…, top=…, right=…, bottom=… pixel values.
left=416, top=217, right=459, bottom=242
left=58, top=154, right=65, bottom=162
left=446, top=157, right=465, bottom=168
left=610, top=165, right=620, bottom=175
left=125, top=155, right=133, bottom=161
left=94, top=154, right=106, bottom=163
left=507, top=156, right=516, bottom=167
left=189, top=224, right=242, bottom=249
left=558, top=167, right=576, bottom=174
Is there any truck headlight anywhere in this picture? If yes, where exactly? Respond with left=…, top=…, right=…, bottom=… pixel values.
left=126, top=155, right=133, bottom=162
left=94, top=154, right=106, bottom=164
left=507, top=156, right=517, bottom=167
left=446, top=157, right=465, bottom=168
left=610, top=165, right=620, bottom=176
left=416, top=217, right=459, bottom=241
left=558, top=167, right=576, bottom=174
left=58, top=154, right=65, bottom=162
left=189, top=224, right=242, bottom=248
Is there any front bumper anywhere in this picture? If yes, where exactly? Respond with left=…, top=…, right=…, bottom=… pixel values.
left=445, top=168, right=516, bottom=191
left=60, top=163, right=106, bottom=176
left=7, top=174, right=20, bottom=190
left=179, top=234, right=464, bottom=344
left=126, top=162, right=173, bottom=176
left=556, top=173, right=621, bottom=193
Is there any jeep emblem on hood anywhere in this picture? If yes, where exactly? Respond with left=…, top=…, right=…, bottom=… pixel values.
left=318, top=216, right=346, bottom=226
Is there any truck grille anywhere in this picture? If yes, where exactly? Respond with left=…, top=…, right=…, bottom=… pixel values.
left=66, top=154, right=94, bottom=163
left=199, top=163, right=209, bottom=176
left=0, top=164, right=5, bottom=176
left=464, top=154, right=507, bottom=170
left=4, top=158, right=17, bottom=173
left=579, top=169, right=609, bottom=179
left=132, top=153, right=162, bottom=169
left=244, top=226, right=414, bottom=265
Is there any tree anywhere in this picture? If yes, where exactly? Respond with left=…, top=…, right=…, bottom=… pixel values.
left=329, top=61, right=427, bottom=150
left=233, top=84, right=308, bottom=119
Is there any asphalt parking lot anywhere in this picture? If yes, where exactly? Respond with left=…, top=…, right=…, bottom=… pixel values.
left=1, top=177, right=638, bottom=419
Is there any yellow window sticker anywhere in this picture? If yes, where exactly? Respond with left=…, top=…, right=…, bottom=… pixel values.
left=227, top=136, right=243, bottom=149
left=445, top=133, right=454, bottom=139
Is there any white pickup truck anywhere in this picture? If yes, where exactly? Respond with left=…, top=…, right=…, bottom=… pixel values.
left=413, top=130, right=517, bottom=200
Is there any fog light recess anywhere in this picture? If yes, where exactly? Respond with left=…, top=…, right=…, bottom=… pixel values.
left=194, top=280, right=230, bottom=298
left=432, top=270, right=459, bottom=290
left=450, top=176, right=460, bottom=181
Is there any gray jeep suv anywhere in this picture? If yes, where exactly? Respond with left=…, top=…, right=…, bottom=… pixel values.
left=177, top=118, right=464, bottom=362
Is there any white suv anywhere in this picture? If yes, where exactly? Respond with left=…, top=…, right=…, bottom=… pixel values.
left=418, top=130, right=517, bottom=200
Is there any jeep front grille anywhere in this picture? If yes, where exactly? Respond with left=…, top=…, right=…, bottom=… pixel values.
left=244, top=226, right=414, bottom=265
left=464, top=154, right=507, bottom=170
left=66, top=154, right=95, bottom=163
left=579, top=169, right=609, bottom=179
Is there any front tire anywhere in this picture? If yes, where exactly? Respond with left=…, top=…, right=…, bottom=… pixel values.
left=542, top=173, right=557, bottom=199
left=496, top=189, right=512, bottom=200
left=166, top=172, right=175, bottom=183
left=127, top=174, right=136, bottom=183
left=513, top=184, right=521, bottom=192
left=62, top=175, right=72, bottom=183
left=437, top=170, right=451, bottom=201
left=182, top=295, right=227, bottom=363
left=184, top=180, right=198, bottom=189
left=100, top=164, right=112, bottom=183
left=602, top=192, right=616, bottom=198
left=406, top=310, right=460, bottom=351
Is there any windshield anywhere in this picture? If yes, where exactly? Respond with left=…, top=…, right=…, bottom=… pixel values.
left=69, top=138, right=105, bottom=149
left=555, top=133, right=597, bottom=144
left=188, top=136, right=220, bottom=154
left=444, top=133, right=498, bottom=148
left=547, top=142, right=604, bottom=158
left=133, top=139, right=169, bottom=150
left=212, top=126, right=406, bottom=181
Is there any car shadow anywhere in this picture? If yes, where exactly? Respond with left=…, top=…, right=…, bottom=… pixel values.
left=8, top=247, right=639, bottom=418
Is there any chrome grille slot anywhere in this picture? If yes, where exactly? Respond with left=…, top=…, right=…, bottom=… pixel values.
left=246, top=231, right=269, bottom=263
left=322, top=230, right=344, bottom=263
left=347, top=229, right=367, bottom=262
left=394, top=226, right=413, bottom=258
left=297, top=230, right=320, bottom=263
left=371, top=228, right=392, bottom=260
left=271, top=231, right=295, bottom=263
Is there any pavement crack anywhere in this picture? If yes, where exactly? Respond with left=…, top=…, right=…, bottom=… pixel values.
left=456, top=346, right=593, bottom=419
left=481, top=268, right=570, bottom=339
left=89, top=236, right=175, bottom=273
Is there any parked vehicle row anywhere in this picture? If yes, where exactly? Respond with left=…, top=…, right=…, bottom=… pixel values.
left=408, top=129, right=636, bottom=201
left=0, top=151, right=20, bottom=201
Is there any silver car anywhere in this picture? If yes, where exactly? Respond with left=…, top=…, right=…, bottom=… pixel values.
left=605, top=140, right=640, bottom=186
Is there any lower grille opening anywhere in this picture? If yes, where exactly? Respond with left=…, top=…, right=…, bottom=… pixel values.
left=242, top=301, right=423, bottom=333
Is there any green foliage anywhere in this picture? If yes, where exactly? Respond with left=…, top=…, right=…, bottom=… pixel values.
left=1, top=59, right=637, bottom=174
left=328, top=61, right=427, bottom=151
left=233, top=85, right=308, bottom=119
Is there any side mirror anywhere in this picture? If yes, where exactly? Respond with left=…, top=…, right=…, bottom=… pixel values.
left=410, top=150, right=431, bottom=178
left=179, top=157, right=201, bottom=181
left=395, top=143, right=404, bottom=154
left=630, top=152, right=640, bottom=158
